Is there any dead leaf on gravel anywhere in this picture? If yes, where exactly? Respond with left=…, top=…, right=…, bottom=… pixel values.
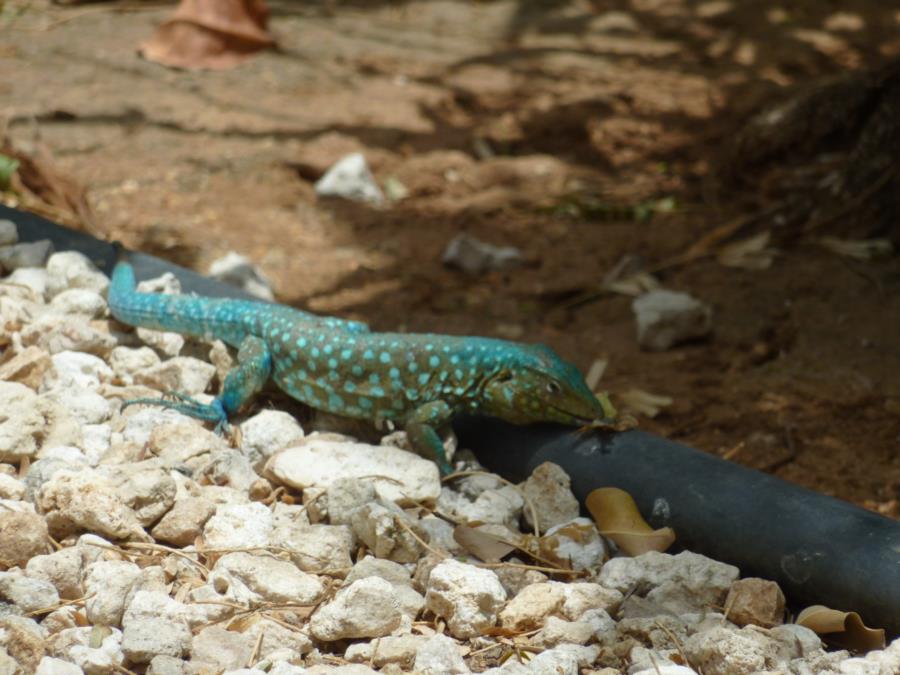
left=454, top=525, right=518, bottom=562
left=618, top=388, right=673, bottom=418
left=586, top=487, right=675, bottom=555
left=817, top=237, right=893, bottom=260
left=796, top=605, right=885, bottom=652
left=139, top=0, right=275, bottom=71
left=717, top=231, right=778, bottom=269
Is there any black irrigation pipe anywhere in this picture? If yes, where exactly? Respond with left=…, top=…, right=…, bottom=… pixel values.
left=8, top=204, right=899, bottom=638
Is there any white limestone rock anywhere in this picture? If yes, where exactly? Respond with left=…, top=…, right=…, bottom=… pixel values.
left=46, top=251, right=110, bottom=298
left=209, top=552, right=324, bottom=607
left=632, top=289, right=712, bottom=351
left=309, top=577, right=403, bottom=641
left=413, top=634, right=470, bottom=674
left=425, top=559, right=507, bottom=639
left=0, top=509, right=48, bottom=567
left=84, top=560, right=143, bottom=626
left=203, top=502, right=273, bottom=549
left=239, top=409, right=304, bottom=471
left=266, top=438, right=441, bottom=506
left=0, top=571, right=59, bottom=612
left=49, top=288, right=107, bottom=318
left=314, top=152, right=384, bottom=205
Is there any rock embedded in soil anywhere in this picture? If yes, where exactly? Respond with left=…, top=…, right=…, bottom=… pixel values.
left=632, top=289, right=713, bottom=351
left=314, top=152, right=385, bottom=205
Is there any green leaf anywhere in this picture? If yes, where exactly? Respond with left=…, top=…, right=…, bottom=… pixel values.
left=0, top=153, right=19, bottom=190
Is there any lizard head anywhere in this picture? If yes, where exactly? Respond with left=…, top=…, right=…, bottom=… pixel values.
left=481, top=344, right=617, bottom=426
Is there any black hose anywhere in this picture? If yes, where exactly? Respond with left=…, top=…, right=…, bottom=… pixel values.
left=454, top=417, right=900, bottom=637
left=9, top=205, right=899, bottom=637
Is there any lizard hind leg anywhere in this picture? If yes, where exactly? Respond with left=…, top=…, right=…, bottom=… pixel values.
left=121, top=335, right=273, bottom=433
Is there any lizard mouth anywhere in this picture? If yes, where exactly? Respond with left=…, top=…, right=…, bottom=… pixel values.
left=547, top=404, right=599, bottom=426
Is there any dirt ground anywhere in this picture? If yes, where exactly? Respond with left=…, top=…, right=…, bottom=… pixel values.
left=3, top=0, right=899, bottom=516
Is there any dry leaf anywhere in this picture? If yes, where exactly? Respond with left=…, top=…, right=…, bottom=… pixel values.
left=140, top=0, right=275, bottom=71
left=796, top=605, right=885, bottom=652
left=817, top=237, right=893, bottom=260
left=453, top=526, right=518, bottom=562
left=586, top=487, right=675, bottom=555
left=605, top=272, right=661, bottom=297
left=585, top=359, right=608, bottom=392
left=717, top=231, right=778, bottom=269
left=618, top=388, right=673, bottom=418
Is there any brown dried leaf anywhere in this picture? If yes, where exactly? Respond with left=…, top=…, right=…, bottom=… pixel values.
left=140, top=0, right=275, bottom=71
left=586, top=487, right=675, bottom=556
left=717, top=231, right=778, bottom=269
left=618, top=388, right=673, bottom=418
left=796, top=605, right=885, bottom=652
left=817, top=237, right=893, bottom=260
left=453, top=526, right=517, bottom=562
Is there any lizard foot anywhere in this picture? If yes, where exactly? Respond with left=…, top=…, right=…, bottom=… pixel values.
left=121, top=392, right=230, bottom=434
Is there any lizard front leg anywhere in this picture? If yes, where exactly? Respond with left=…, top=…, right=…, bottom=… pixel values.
left=405, top=400, right=455, bottom=475
left=123, top=335, right=272, bottom=432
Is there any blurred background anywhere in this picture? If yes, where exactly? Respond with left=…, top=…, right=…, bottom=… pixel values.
left=2, top=0, right=898, bottom=515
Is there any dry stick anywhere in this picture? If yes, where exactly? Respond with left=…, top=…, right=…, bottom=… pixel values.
left=246, top=629, right=265, bottom=668
left=392, top=514, right=447, bottom=560
left=25, top=593, right=93, bottom=617
left=655, top=619, right=698, bottom=675
left=802, top=166, right=896, bottom=234
left=121, top=541, right=210, bottom=575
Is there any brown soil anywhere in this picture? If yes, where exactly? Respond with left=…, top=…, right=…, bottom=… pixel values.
left=3, top=0, right=899, bottom=516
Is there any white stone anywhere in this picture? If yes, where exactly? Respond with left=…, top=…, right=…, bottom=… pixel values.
left=425, top=559, right=507, bottom=639
left=239, top=410, right=304, bottom=471
left=499, top=581, right=566, bottom=631
left=345, top=634, right=425, bottom=668
left=44, top=350, right=112, bottom=390
left=209, top=552, right=324, bottom=606
left=541, top=518, right=607, bottom=572
left=442, top=233, right=523, bottom=275
left=190, top=626, right=257, bottom=671
left=0, top=571, right=59, bottom=612
left=683, top=624, right=780, bottom=675
left=38, top=469, right=148, bottom=541
left=134, top=356, right=216, bottom=396
left=36, top=656, right=84, bottom=675
left=0, top=381, right=51, bottom=461
left=102, top=463, right=177, bottom=526
left=519, top=462, right=580, bottom=531
left=345, top=557, right=424, bottom=619
left=84, top=560, right=143, bottom=626
left=26, top=546, right=84, bottom=599
left=21, top=314, right=116, bottom=355
left=413, top=633, right=470, bottom=674
left=203, top=502, right=273, bottom=548
left=0, top=473, right=25, bottom=500
left=121, top=618, right=191, bottom=663
left=309, top=577, right=403, bottom=641
left=266, top=439, right=440, bottom=506
left=46, top=250, right=110, bottom=298
left=151, top=496, right=216, bottom=546
left=632, top=289, right=712, bottom=351
left=58, top=627, right=125, bottom=674
left=0, top=219, right=17, bottom=245
left=274, top=522, right=354, bottom=573
left=208, top=252, right=275, bottom=301
left=81, top=424, right=112, bottom=464
left=108, top=346, right=161, bottom=384
left=314, top=153, right=384, bottom=205
left=195, top=448, right=258, bottom=492
left=631, top=666, right=697, bottom=675
left=599, top=551, right=738, bottom=613
left=437, top=483, right=523, bottom=528
left=0, top=240, right=54, bottom=271
left=42, top=387, right=111, bottom=425
left=50, top=289, right=107, bottom=317
left=350, top=500, right=422, bottom=563
left=6, top=267, right=48, bottom=296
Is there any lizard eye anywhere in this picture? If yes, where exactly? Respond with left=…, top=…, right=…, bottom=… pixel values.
left=546, top=381, right=562, bottom=395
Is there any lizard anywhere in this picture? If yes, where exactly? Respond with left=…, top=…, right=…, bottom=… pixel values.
left=108, top=257, right=618, bottom=473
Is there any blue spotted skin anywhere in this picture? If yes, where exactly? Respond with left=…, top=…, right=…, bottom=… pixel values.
left=109, top=261, right=615, bottom=472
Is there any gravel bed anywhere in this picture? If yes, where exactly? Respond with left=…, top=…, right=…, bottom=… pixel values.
left=0, top=222, right=897, bottom=674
